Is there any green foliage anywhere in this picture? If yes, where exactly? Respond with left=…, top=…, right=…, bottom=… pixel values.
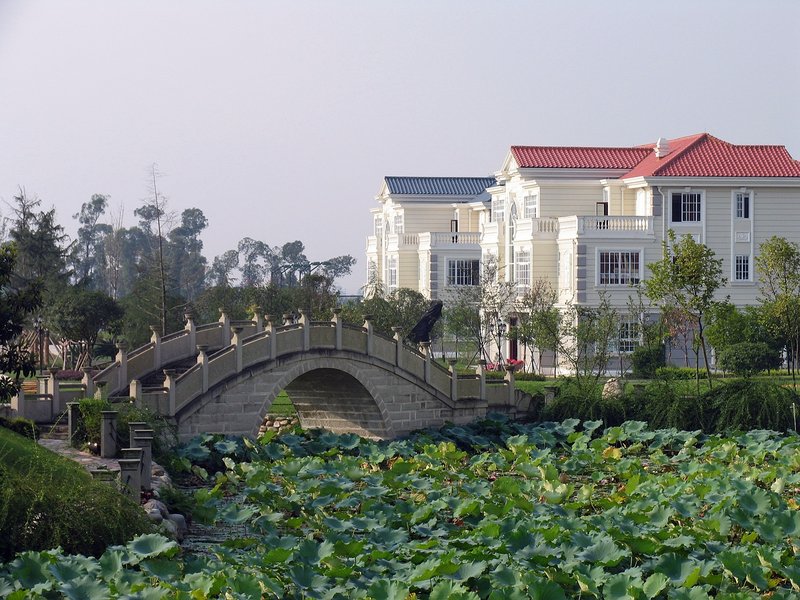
left=645, top=230, right=727, bottom=387
left=542, top=379, right=626, bottom=426
left=655, top=366, right=705, bottom=380
left=47, top=286, right=122, bottom=360
left=8, top=420, right=800, bottom=596
left=717, top=342, right=782, bottom=378
left=339, top=288, right=431, bottom=338
left=703, top=380, right=797, bottom=432
left=0, top=427, right=152, bottom=560
left=74, top=398, right=174, bottom=458
left=642, top=379, right=715, bottom=431
left=0, top=416, right=38, bottom=440
left=631, top=344, right=665, bottom=378
left=156, top=485, right=198, bottom=521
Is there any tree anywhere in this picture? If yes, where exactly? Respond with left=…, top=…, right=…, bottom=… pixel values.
left=644, top=231, right=727, bottom=389
left=755, top=235, right=800, bottom=387
left=49, top=286, right=123, bottom=364
left=8, top=189, right=70, bottom=291
left=339, top=288, right=430, bottom=339
left=168, top=208, right=208, bottom=300
left=134, top=164, right=176, bottom=336
left=513, top=279, right=559, bottom=373
left=0, top=243, right=41, bottom=399
left=71, top=194, right=112, bottom=287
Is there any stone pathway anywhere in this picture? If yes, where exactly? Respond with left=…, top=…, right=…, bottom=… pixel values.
left=38, top=438, right=122, bottom=471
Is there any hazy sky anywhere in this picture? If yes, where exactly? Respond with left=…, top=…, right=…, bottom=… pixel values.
left=1, top=0, right=798, bottom=294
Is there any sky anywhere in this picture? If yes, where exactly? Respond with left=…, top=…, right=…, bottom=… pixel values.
left=0, top=0, right=798, bottom=294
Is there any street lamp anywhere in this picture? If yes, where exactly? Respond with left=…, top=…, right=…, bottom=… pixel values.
left=33, top=316, right=44, bottom=375
left=492, top=318, right=507, bottom=366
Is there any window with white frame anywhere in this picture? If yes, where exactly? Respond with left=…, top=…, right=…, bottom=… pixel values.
left=447, top=259, right=480, bottom=286
left=671, top=191, right=702, bottom=222
left=374, top=215, right=383, bottom=237
left=387, top=256, right=398, bottom=289
left=523, top=194, right=538, bottom=219
left=491, top=196, right=505, bottom=223
left=516, top=250, right=530, bottom=294
left=367, top=260, right=377, bottom=281
left=735, top=191, right=751, bottom=219
left=599, top=251, right=640, bottom=285
left=393, top=214, right=403, bottom=234
left=617, top=319, right=641, bottom=353
left=735, top=255, right=750, bottom=281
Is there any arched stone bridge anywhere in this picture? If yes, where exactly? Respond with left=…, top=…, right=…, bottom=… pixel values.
left=85, top=311, right=534, bottom=441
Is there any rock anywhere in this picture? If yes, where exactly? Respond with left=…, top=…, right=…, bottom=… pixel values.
left=143, top=498, right=169, bottom=518
left=146, top=508, right=163, bottom=524
left=160, top=518, right=178, bottom=539
left=602, top=377, right=624, bottom=399
left=167, top=513, right=188, bottom=541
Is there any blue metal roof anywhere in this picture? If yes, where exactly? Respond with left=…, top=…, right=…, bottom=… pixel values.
left=385, top=176, right=496, bottom=197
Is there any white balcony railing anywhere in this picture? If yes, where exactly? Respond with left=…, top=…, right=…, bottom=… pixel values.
left=386, top=233, right=420, bottom=252
left=558, top=215, right=653, bottom=239
left=418, top=231, right=481, bottom=249
left=366, top=235, right=380, bottom=253
left=514, top=218, right=559, bottom=240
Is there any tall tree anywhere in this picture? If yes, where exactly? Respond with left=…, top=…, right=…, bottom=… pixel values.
left=134, top=164, right=175, bottom=336
left=48, top=286, right=123, bottom=364
left=0, top=243, right=41, bottom=399
left=8, top=189, right=70, bottom=290
left=168, top=208, right=208, bottom=300
left=644, top=231, right=726, bottom=389
left=755, top=235, right=800, bottom=387
left=71, top=194, right=112, bottom=287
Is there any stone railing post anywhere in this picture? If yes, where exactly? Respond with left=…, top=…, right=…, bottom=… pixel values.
left=197, top=345, right=209, bottom=392
left=133, top=433, right=153, bottom=491
left=282, top=313, right=293, bottom=326
left=129, top=379, right=142, bottom=405
left=100, top=410, right=118, bottom=458
left=184, top=311, right=196, bottom=349
left=476, top=360, right=487, bottom=400
left=219, top=308, right=231, bottom=345
left=116, top=341, right=129, bottom=390
left=363, top=315, right=374, bottom=356
left=163, top=369, right=178, bottom=415
left=331, top=308, right=342, bottom=350
left=504, top=364, right=516, bottom=405
left=420, top=341, right=431, bottom=383
left=265, top=315, right=277, bottom=359
left=448, top=358, right=459, bottom=401
left=128, top=422, right=149, bottom=446
left=94, top=381, right=107, bottom=400
left=48, top=368, right=60, bottom=413
left=81, top=367, right=95, bottom=399
left=118, top=458, right=141, bottom=502
left=251, top=306, right=263, bottom=334
left=150, top=326, right=162, bottom=370
left=232, top=327, right=244, bottom=373
left=392, top=327, right=403, bottom=366
left=298, top=309, right=310, bottom=351
left=67, top=401, right=80, bottom=447
left=11, top=389, right=25, bottom=420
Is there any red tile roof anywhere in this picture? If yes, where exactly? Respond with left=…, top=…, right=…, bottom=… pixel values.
left=511, top=134, right=800, bottom=178
left=511, top=145, right=650, bottom=170
left=624, top=133, right=800, bottom=178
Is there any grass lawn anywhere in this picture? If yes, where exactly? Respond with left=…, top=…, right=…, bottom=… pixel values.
left=269, top=390, right=297, bottom=416
left=0, top=426, right=152, bottom=559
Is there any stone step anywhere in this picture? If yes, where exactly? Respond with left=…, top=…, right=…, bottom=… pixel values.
left=39, top=422, right=69, bottom=440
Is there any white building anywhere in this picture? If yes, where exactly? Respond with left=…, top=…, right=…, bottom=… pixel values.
left=367, top=134, right=800, bottom=367
left=365, top=176, right=495, bottom=298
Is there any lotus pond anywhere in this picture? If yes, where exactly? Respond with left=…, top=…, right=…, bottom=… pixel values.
left=4, top=417, right=800, bottom=598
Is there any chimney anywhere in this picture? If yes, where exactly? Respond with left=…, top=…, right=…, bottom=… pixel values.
left=654, top=137, right=670, bottom=158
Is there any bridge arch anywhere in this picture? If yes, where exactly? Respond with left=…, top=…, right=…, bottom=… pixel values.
left=89, top=311, right=533, bottom=440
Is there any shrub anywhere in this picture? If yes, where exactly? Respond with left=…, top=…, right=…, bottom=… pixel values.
left=631, top=345, right=665, bottom=379
left=0, top=427, right=152, bottom=559
left=642, top=380, right=715, bottom=431
left=716, top=342, right=782, bottom=378
left=703, top=380, right=797, bottom=432
left=655, top=366, right=707, bottom=380
left=542, top=380, right=626, bottom=427
left=0, top=416, right=39, bottom=440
